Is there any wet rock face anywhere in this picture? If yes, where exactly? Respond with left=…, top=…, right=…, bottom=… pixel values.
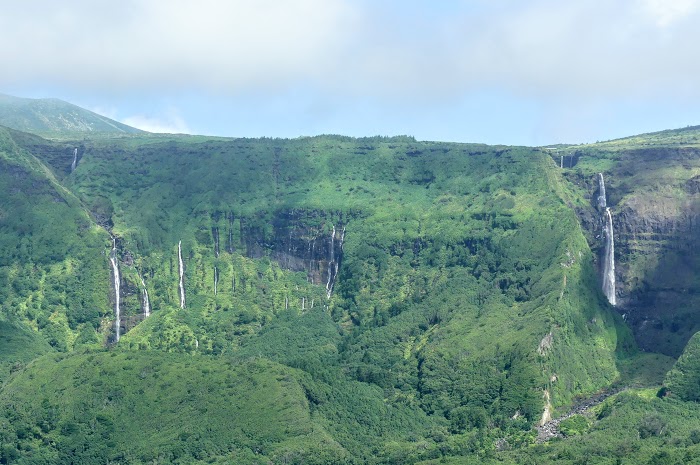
left=572, top=147, right=700, bottom=357
left=614, top=193, right=700, bottom=356
left=240, top=209, right=347, bottom=286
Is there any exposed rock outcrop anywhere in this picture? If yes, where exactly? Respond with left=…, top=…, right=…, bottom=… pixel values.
left=571, top=147, right=700, bottom=357
left=239, top=209, right=348, bottom=289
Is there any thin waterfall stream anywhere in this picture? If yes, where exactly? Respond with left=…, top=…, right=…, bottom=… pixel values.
left=598, top=173, right=616, bottom=305
left=109, top=238, right=121, bottom=341
left=71, top=148, right=78, bottom=172
left=178, top=240, right=185, bottom=309
left=139, top=273, right=150, bottom=318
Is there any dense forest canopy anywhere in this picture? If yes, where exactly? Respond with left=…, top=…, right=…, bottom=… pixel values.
left=1, top=107, right=700, bottom=463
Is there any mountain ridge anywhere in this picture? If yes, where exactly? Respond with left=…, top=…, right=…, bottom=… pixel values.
left=0, top=93, right=143, bottom=137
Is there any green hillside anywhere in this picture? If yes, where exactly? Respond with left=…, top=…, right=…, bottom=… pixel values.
left=0, top=94, right=143, bottom=137
left=0, top=127, right=109, bottom=353
left=0, top=352, right=349, bottom=464
left=2, top=109, right=700, bottom=463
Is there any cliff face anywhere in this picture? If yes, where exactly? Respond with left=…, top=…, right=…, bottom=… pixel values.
left=614, top=192, right=700, bottom=356
left=239, top=209, right=347, bottom=288
left=575, top=147, right=700, bottom=357
left=106, top=208, right=348, bottom=341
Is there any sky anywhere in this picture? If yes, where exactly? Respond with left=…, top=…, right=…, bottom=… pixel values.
left=2, top=0, right=700, bottom=145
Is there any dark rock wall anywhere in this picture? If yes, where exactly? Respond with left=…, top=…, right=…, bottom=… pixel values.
left=573, top=148, right=700, bottom=357
left=614, top=193, right=700, bottom=356
left=239, top=209, right=346, bottom=287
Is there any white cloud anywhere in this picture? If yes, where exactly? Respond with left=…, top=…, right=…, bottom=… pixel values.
left=3, top=0, right=700, bottom=117
left=0, top=0, right=358, bottom=91
left=641, top=0, right=700, bottom=27
left=121, top=110, right=190, bottom=134
left=331, top=0, right=700, bottom=101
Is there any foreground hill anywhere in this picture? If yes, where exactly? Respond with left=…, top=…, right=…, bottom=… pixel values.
left=0, top=93, right=143, bottom=137
left=0, top=352, right=349, bottom=464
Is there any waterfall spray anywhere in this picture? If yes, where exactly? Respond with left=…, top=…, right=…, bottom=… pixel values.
left=213, top=227, right=220, bottom=258
left=597, top=173, right=607, bottom=209
left=178, top=240, right=185, bottom=309
left=109, top=238, right=121, bottom=341
left=139, top=274, right=150, bottom=318
left=325, top=225, right=346, bottom=299
left=597, top=173, right=616, bottom=305
left=71, top=148, right=78, bottom=172
left=602, top=208, right=616, bottom=305
left=326, top=226, right=336, bottom=299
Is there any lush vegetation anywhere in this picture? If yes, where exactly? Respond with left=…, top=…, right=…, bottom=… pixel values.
left=1, top=113, right=700, bottom=464
left=0, top=351, right=350, bottom=464
left=422, top=389, right=700, bottom=465
left=0, top=128, right=110, bottom=354
left=664, top=332, right=700, bottom=402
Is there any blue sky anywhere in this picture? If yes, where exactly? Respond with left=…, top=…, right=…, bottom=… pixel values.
left=2, top=0, right=700, bottom=145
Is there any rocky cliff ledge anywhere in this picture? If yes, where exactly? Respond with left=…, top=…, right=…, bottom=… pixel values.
left=239, top=209, right=348, bottom=289
left=572, top=147, right=700, bottom=357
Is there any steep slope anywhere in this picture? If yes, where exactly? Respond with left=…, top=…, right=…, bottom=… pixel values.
left=0, top=94, right=143, bottom=136
left=664, top=331, right=700, bottom=401
left=558, top=135, right=700, bottom=357
left=54, top=135, right=627, bottom=416
left=0, top=127, right=110, bottom=351
left=0, top=315, right=51, bottom=383
left=0, top=125, right=641, bottom=463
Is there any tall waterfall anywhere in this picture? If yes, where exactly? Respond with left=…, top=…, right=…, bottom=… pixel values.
left=602, top=208, right=617, bottom=305
left=109, top=238, right=121, bottom=341
left=139, top=274, right=151, bottom=318
left=598, top=173, right=616, bottom=306
left=325, top=225, right=346, bottom=299
left=560, top=155, right=564, bottom=169
left=214, top=266, right=218, bottom=296
left=178, top=240, right=186, bottom=309
left=213, top=227, right=220, bottom=258
left=597, top=173, right=607, bottom=209
left=71, top=148, right=78, bottom=172
left=325, top=226, right=336, bottom=299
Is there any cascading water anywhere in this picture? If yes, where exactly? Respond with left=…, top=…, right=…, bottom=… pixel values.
left=598, top=173, right=616, bottom=306
left=325, top=225, right=346, bottom=299
left=178, top=240, right=186, bottom=309
left=602, top=208, right=617, bottom=306
left=213, top=227, right=220, bottom=258
left=597, top=173, right=607, bottom=209
left=214, top=266, right=218, bottom=296
left=109, top=238, right=121, bottom=341
left=325, top=225, right=336, bottom=299
left=139, top=274, right=151, bottom=318
left=71, top=148, right=78, bottom=172
left=560, top=155, right=564, bottom=169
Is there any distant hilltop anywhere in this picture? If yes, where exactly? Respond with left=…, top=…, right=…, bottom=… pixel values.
left=0, top=93, right=143, bottom=136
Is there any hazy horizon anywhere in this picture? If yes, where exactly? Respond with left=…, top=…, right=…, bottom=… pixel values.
left=3, top=0, right=700, bottom=145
